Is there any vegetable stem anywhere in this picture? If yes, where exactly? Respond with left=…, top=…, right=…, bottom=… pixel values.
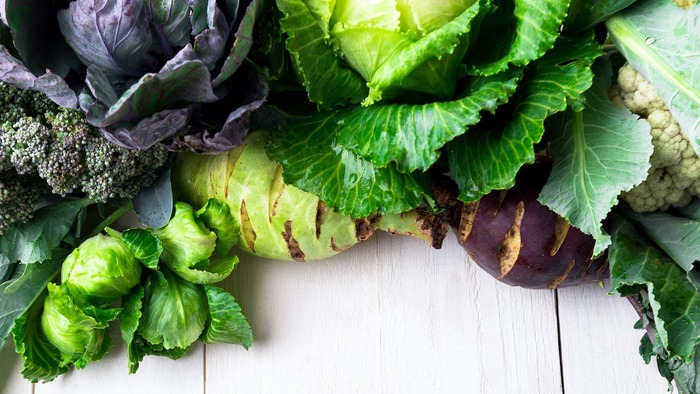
left=84, top=202, right=134, bottom=240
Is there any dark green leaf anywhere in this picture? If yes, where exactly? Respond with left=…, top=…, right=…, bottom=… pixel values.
left=276, top=0, right=368, bottom=109
left=448, top=35, right=602, bottom=202
left=132, top=161, right=173, bottom=229
left=0, top=199, right=91, bottom=265
left=609, top=216, right=700, bottom=362
left=148, top=0, right=191, bottom=48
left=5, top=0, right=80, bottom=78
left=337, top=70, right=521, bottom=172
left=88, top=61, right=218, bottom=127
left=563, top=0, right=638, bottom=33
left=680, top=199, right=700, bottom=221
left=621, top=208, right=700, bottom=273
left=213, top=0, right=263, bottom=87
left=10, top=290, right=69, bottom=383
left=470, top=0, right=571, bottom=75
left=202, top=285, right=252, bottom=349
left=266, top=113, right=436, bottom=218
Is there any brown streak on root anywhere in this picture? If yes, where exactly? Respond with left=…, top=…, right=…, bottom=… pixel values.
left=329, top=237, right=342, bottom=252
left=355, top=218, right=374, bottom=242
left=315, top=200, right=326, bottom=240
left=496, top=201, right=524, bottom=279
left=547, top=259, right=576, bottom=289
left=493, top=190, right=509, bottom=217
left=578, top=257, right=595, bottom=282
left=595, top=259, right=609, bottom=281
left=418, top=208, right=448, bottom=249
left=550, top=216, right=571, bottom=256
left=268, top=166, right=285, bottom=222
left=458, top=201, right=479, bottom=245
left=239, top=200, right=257, bottom=253
left=282, top=220, right=305, bottom=262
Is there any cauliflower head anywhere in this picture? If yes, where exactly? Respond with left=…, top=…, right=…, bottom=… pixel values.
left=611, top=63, right=700, bottom=212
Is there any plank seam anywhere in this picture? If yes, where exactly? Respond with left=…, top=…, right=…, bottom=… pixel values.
left=555, top=289, right=566, bottom=394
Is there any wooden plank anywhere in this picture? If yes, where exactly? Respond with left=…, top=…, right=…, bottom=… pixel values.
left=205, top=233, right=562, bottom=393
left=0, top=338, right=33, bottom=394
left=33, top=325, right=205, bottom=394
left=205, top=236, right=383, bottom=393
left=557, top=283, right=671, bottom=394
left=376, top=233, right=561, bottom=393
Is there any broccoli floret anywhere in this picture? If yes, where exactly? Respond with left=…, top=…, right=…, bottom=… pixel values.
left=0, top=85, right=170, bottom=233
left=82, top=134, right=168, bottom=201
left=0, top=170, right=47, bottom=234
left=0, top=117, right=52, bottom=174
left=0, top=82, right=59, bottom=125
left=37, top=110, right=91, bottom=196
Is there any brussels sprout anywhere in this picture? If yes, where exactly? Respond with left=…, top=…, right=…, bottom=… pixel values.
left=61, top=233, right=142, bottom=307
left=151, top=199, right=239, bottom=284
left=138, top=269, right=208, bottom=351
left=40, top=283, right=119, bottom=368
left=172, top=130, right=446, bottom=261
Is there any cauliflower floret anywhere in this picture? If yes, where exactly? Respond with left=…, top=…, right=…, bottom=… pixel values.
left=612, top=63, right=700, bottom=212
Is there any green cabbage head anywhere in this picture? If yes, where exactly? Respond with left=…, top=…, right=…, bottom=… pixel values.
left=40, top=283, right=119, bottom=368
left=61, top=233, right=142, bottom=307
left=277, top=0, right=482, bottom=106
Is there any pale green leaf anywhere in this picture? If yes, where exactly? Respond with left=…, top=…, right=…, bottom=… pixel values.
left=538, top=60, right=654, bottom=256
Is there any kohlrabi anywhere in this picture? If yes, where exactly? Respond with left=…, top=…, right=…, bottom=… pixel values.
left=443, top=162, right=609, bottom=289
left=171, top=130, right=448, bottom=261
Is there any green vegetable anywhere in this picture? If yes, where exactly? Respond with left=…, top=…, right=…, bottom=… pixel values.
left=173, top=130, right=447, bottom=261
left=0, top=0, right=266, bottom=151
left=11, top=289, right=69, bottom=383
left=606, top=0, right=700, bottom=156
left=39, top=283, right=118, bottom=367
left=138, top=269, right=208, bottom=351
left=151, top=200, right=239, bottom=284
left=0, top=84, right=169, bottom=234
left=537, top=59, right=654, bottom=256
left=61, top=233, right=142, bottom=308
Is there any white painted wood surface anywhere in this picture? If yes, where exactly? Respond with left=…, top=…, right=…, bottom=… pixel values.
left=1, top=233, right=671, bottom=394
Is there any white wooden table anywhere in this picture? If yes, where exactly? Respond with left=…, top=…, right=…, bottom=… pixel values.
left=1, top=232, right=670, bottom=394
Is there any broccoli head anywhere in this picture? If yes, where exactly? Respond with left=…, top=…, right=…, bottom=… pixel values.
left=0, top=84, right=170, bottom=234
left=0, top=170, right=47, bottom=235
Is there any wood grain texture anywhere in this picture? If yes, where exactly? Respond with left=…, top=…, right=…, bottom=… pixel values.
left=206, top=233, right=561, bottom=394
left=32, top=325, right=204, bottom=394
left=0, top=338, right=32, bottom=394
left=0, top=232, right=672, bottom=394
left=557, top=283, right=671, bottom=394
